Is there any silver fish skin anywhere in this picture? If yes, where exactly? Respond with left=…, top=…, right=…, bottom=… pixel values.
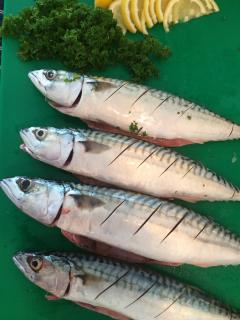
left=20, top=127, right=240, bottom=202
left=13, top=251, right=240, bottom=320
left=3, top=177, right=240, bottom=267
left=28, top=69, right=240, bottom=146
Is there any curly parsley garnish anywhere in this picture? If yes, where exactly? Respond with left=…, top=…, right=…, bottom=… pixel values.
left=129, top=121, right=148, bottom=136
left=0, top=0, right=170, bottom=82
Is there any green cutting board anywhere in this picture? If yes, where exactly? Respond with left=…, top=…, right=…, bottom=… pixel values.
left=1, top=0, right=240, bottom=319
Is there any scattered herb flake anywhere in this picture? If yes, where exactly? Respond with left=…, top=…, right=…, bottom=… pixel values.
left=187, top=115, right=192, bottom=120
left=64, top=73, right=81, bottom=82
left=129, top=121, right=148, bottom=136
left=129, top=121, right=139, bottom=134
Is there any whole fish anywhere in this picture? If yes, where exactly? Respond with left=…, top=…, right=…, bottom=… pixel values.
left=13, top=251, right=240, bottom=320
left=20, top=127, right=240, bottom=202
left=28, top=69, right=240, bottom=147
left=3, top=177, right=240, bottom=267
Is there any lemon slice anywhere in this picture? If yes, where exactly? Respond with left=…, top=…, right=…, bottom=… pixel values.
left=121, top=0, right=137, bottom=32
left=131, top=0, right=143, bottom=32
left=164, top=0, right=207, bottom=32
left=209, top=0, right=219, bottom=11
left=141, top=9, right=149, bottom=34
left=109, top=0, right=127, bottom=34
left=155, top=0, right=170, bottom=22
left=149, top=0, right=158, bottom=24
left=155, top=0, right=163, bottom=22
left=201, top=0, right=213, bottom=10
left=95, top=0, right=113, bottom=7
left=201, top=0, right=219, bottom=12
left=144, top=0, right=154, bottom=28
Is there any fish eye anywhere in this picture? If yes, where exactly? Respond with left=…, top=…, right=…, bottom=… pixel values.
left=28, top=256, right=43, bottom=272
left=17, top=178, right=32, bottom=192
left=45, top=70, right=57, bottom=80
left=34, top=129, right=47, bottom=141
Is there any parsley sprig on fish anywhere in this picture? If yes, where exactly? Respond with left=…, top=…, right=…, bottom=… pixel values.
left=0, top=0, right=170, bottom=82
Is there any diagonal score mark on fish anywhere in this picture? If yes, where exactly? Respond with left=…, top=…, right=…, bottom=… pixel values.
left=29, top=69, right=240, bottom=147
left=12, top=251, right=240, bottom=320
left=19, top=127, right=240, bottom=202
left=3, top=177, right=240, bottom=267
left=124, top=280, right=158, bottom=309
left=154, top=290, right=186, bottom=318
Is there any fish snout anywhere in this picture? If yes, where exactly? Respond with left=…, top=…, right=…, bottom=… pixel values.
left=20, top=128, right=30, bottom=141
left=0, top=177, right=25, bottom=204
left=28, top=70, right=47, bottom=95
left=19, top=128, right=38, bottom=155
left=13, top=252, right=26, bottom=272
left=13, top=252, right=38, bottom=282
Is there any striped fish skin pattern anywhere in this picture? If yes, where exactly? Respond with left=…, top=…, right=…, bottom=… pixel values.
left=28, top=70, right=240, bottom=146
left=2, top=177, right=240, bottom=267
left=13, top=251, right=240, bottom=320
left=20, top=128, right=240, bottom=202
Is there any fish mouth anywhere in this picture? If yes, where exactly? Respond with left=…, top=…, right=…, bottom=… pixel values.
left=20, top=143, right=32, bottom=154
left=20, top=143, right=35, bottom=157
left=28, top=72, right=47, bottom=96
left=19, top=130, right=37, bottom=157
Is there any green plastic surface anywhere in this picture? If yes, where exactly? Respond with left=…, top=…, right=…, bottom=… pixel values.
left=1, top=0, right=240, bottom=319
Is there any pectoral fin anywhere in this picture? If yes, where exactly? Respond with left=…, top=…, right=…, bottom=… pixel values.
left=82, top=140, right=110, bottom=154
left=90, top=79, right=117, bottom=92
left=69, top=193, right=105, bottom=209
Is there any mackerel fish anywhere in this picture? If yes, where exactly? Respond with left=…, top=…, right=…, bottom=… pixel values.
left=2, top=177, right=240, bottom=267
left=13, top=251, right=240, bottom=320
left=28, top=70, right=240, bottom=147
left=20, top=128, right=240, bottom=202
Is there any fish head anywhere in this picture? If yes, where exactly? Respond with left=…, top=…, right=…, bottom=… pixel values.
left=28, top=69, right=83, bottom=110
left=20, top=127, right=78, bottom=167
left=13, top=252, right=71, bottom=297
left=0, top=177, right=65, bottom=225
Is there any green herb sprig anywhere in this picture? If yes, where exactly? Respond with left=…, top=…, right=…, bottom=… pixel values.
left=129, top=121, right=148, bottom=136
left=0, top=0, right=170, bottom=82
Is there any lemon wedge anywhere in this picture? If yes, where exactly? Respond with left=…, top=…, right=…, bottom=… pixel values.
left=149, top=0, right=158, bottom=24
left=155, top=0, right=170, bottom=22
left=121, top=0, right=137, bottom=33
left=143, top=0, right=154, bottom=28
left=95, top=0, right=113, bottom=8
left=109, top=0, right=127, bottom=34
left=164, top=0, right=209, bottom=32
